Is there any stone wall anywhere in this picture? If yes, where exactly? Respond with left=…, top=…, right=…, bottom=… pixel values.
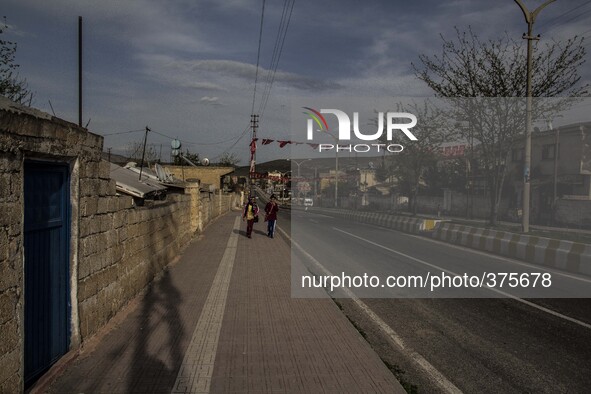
left=0, top=98, right=104, bottom=392
left=0, top=97, right=237, bottom=391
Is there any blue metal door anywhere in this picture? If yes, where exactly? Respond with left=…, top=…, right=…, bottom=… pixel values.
left=24, top=162, right=70, bottom=386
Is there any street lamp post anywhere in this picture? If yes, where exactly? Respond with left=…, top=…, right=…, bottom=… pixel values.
left=288, top=159, right=312, bottom=204
left=514, top=0, right=555, bottom=233
left=282, top=170, right=291, bottom=204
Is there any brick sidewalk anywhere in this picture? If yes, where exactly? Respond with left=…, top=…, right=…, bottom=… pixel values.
left=46, top=212, right=404, bottom=393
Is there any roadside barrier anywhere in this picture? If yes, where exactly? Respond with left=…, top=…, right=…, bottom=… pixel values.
left=431, top=222, right=591, bottom=277
left=310, top=207, right=591, bottom=277
left=323, top=209, right=442, bottom=234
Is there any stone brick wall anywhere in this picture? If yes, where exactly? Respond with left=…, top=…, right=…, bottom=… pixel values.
left=0, top=98, right=103, bottom=392
left=76, top=192, right=192, bottom=339
left=0, top=97, right=237, bottom=391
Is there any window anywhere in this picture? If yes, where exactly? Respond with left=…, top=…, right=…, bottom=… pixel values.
left=542, top=144, right=559, bottom=160
left=512, top=148, right=524, bottom=162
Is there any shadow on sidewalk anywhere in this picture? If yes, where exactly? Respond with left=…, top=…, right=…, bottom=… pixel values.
left=127, top=270, right=185, bottom=393
left=233, top=228, right=268, bottom=237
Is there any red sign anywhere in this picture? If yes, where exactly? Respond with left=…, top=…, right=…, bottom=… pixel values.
left=441, top=144, right=466, bottom=157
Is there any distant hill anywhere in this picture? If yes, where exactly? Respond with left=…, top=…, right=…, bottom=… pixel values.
left=101, top=151, right=130, bottom=165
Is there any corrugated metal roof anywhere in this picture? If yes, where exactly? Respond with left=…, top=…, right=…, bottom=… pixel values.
left=109, top=162, right=167, bottom=198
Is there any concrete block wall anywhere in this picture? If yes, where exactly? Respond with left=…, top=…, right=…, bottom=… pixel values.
left=76, top=191, right=192, bottom=340
left=0, top=98, right=237, bottom=390
left=200, top=191, right=236, bottom=230
left=554, top=199, right=591, bottom=228
left=0, top=98, right=103, bottom=392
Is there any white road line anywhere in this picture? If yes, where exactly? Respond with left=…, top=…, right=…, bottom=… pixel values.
left=278, top=226, right=463, bottom=394
left=171, top=216, right=241, bottom=394
left=359, top=221, right=591, bottom=285
left=334, top=227, right=591, bottom=331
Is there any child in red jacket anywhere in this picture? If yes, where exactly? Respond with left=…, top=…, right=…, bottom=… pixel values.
left=264, top=195, right=279, bottom=238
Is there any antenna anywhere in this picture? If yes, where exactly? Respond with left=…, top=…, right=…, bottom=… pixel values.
left=48, top=100, right=56, bottom=116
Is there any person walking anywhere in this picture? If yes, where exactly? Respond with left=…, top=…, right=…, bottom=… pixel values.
left=242, top=195, right=259, bottom=238
left=265, top=194, right=279, bottom=238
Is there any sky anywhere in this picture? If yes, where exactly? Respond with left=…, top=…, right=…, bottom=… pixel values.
left=2, top=0, right=591, bottom=165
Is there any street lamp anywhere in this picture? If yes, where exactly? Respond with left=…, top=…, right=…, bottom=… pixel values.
left=280, top=170, right=291, bottom=204
left=514, top=0, right=555, bottom=233
left=288, top=159, right=312, bottom=204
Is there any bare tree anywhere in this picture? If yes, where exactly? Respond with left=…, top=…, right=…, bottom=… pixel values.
left=392, top=101, right=452, bottom=215
left=413, top=28, right=588, bottom=225
left=0, top=17, right=34, bottom=105
left=216, top=152, right=240, bottom=167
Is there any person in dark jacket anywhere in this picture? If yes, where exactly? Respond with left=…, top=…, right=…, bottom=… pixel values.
left=242, top=195, right=259, bottom=238
left=264, top=194, right=279, bottom=238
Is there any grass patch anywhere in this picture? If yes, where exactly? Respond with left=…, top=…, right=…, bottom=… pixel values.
left=382, top=359, right=419, bottom=394
left=332, top=298, right=419, bottom=393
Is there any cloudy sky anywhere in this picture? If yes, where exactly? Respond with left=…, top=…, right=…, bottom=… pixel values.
left=3, top=0, right=591, bottom=164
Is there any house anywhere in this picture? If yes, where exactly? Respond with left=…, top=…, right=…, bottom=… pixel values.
left=506, top=121, right=591, bottom=225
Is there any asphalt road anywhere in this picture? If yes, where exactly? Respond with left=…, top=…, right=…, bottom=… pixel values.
left=278, top=206, right=591, bottom=393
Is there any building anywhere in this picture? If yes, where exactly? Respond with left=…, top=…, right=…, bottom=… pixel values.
left=506, top=121, right=591, bottom=225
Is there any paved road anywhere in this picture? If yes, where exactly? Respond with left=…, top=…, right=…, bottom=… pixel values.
left=280, top=207, right=591, bottom=393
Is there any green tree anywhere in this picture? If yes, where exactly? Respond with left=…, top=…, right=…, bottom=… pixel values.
left=0, top=18, right=33, bottom=105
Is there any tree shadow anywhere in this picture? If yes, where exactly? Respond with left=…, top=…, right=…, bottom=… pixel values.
left=127, top=269, right=184, bottom=393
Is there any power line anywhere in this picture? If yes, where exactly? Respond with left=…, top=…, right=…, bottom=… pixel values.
left=103, top=127, right=244, bottom=147
left=101, top=128, right=145, bottom=136
left=257, top=0, right=290, bottom=117
left=149, top=129, right=243, bottom=146
left=539, top=1, right=591, bottom=34
left=258, top=0, right=296, bottom=119
left=212, top=123, right=251, bottom=160
left=538, top=0, right=591, bottom=28
left=251, top=0, right=267, bottom=116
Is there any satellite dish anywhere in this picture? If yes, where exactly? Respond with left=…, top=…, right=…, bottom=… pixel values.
left=201, top=158, right=210, bottom=166
left=155, top=164, right=167, bottom=182
left=171, top=139, right=181, bottom=149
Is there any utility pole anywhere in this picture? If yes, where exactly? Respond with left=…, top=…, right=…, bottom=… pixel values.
left=335, top=148, right=339, bottom=208
left=250, top=114, right=259, bottom=197
left=78, top=16, right=83, bottom=128
left=139, top=126, right=150, bottom=181
left=514, top=0, right=555, bottom=233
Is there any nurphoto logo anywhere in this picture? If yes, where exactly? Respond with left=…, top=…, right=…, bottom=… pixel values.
left=303, top=107, right=418, bottom=153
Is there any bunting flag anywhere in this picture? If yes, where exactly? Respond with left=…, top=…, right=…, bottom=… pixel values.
left=248, top=137, right=322, bottom=149
left=249, top=138, right=257, bottom=176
